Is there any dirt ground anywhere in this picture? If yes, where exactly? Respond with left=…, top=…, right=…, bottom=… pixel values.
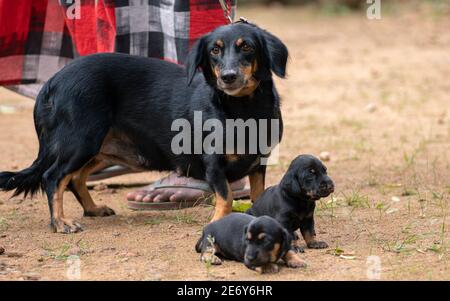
left=0, top=4, right=449, bottom=280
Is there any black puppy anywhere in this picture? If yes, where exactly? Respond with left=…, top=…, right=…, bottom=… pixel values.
left=0, top=22, right=288, bottom=233
left=247, top=155, right=334, bottom=250
left=195, top=213, right=306, bottom=273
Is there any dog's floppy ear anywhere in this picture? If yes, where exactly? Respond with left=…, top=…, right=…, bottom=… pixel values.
left=186, top=35, right=212, bottom=86
left=257, top=29, right=289, bottom=79
left=242, top=224, right=251, bottom=245
left=243, top=224, right=249, bottom=238
left=281, top=169, right=302, bottom=197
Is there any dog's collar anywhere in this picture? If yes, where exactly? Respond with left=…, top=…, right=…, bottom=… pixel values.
left=234, top=17, right=253, bottom=25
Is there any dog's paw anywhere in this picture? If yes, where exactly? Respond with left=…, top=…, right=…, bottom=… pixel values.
left=52, top=218, right=83, bottom=234
left=256, top=263, right=279, bottom=274
left=200, top=254, right=222, bottom=265
left=284, top=250, right=307, bottom=268
left=84, top=205, right=115, bottom=217
left=293, top=245, right=305, bottom=253
left=307, top=240, right=328, bottom=249
left=285, top=256, right=307, bottom=268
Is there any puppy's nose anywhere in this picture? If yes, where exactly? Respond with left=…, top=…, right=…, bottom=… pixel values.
left=328, top=182, right=334, bottom=192
left=320, top=181, right=334, bottom=192
left=221, top=70, right=237, bottom=84
left=247, top=251, right=259, bottom=261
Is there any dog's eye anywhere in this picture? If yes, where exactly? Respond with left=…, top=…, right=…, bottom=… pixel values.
left=241, top=43, right=252, bottom=52
left=309, top=168, right=316, bottom=174
left=211, top=46, right=221, bottom=55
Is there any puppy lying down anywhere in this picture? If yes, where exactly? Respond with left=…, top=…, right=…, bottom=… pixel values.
left=195, top=213, right=306, bottom=273
left=247, top=155, right=334, bottom=251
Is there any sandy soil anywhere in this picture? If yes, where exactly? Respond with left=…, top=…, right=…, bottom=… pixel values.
left=0, top=4, right=449, bottom=280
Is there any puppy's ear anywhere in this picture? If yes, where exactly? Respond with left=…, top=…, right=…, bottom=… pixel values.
left=242, top=224, right=251, bottom=246
left=186, top=35, right=213, bottom=86
left=281, top=169, right=302, bottom=197
left=257, top=29, right=289, bottom=79
left=243, top=225, right=249, bottom=239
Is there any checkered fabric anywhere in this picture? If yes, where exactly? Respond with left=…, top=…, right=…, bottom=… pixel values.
left=0, top=0, right=236, bottom=98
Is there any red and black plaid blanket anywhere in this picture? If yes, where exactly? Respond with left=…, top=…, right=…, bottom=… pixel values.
left=0, top=0, right=236, bottom=98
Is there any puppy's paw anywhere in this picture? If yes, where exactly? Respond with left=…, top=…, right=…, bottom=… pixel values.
left=200, top=254, right=222, bottom=265
left=283, top=250, right=307, bottom=268
left=285, top=256, right=307, bottom=268
left=307, top=240, right=328, bottom=249
left=256, top=263, right=279, bottom=274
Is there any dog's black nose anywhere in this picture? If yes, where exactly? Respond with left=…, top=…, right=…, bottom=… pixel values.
left=246, top=251, right=259, bottom=262
left=320, top=180, right=334, bottom=193
left=328, top=182, right=334, bottom=192
left=221, top=70, right=237, bottom=84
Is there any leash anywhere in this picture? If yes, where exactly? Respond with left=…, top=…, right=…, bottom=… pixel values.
left=218, top=0, right=233, bottom=23
left=218, top=0, right=252, bottom=25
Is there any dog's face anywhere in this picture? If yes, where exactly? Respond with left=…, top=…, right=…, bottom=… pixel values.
left=282, top=154, right=335, bottom=201
left=187, top=23, right=288, bottom=97
left=242, top=216, right=291, bottom=269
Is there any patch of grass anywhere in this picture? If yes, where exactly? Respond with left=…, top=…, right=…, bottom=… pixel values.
left=144, top=213, right=200, bottom=225
left=326, top=246, right=345, bottom=256
left=431, top=191, right=445, bottom=201
left=202, top=235, right=217, bottom=278
left=42, top=243, right=72, bottom=261
left=175, top=212, right=200, bottom=225
left=0, top=217, right=9, bottom=232
left=41, top=239, right=89, bottom=261
left=403, top=151, right=416, bottom=168
left=375, top=201, right=390, bottom=219
left=316, top=196, right=339, bottom=217
left=428, top=207, right=448, bottom=260
left=144, top=217, right=165, bottom=226
left=385, top=234, right=418, bottom=254
left=343, top=191, right=371, bottom=208
left=401, top=188, right=418, bottom=197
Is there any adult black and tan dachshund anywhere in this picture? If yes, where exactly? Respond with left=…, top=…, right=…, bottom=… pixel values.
left=195, top=213, right=306, bottom=273
left=247, top=155, right=334, bottom=250
left=0, top=22, right=288, bottom=233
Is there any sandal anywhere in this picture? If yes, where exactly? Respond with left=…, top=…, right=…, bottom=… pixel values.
left=127, top=176, right=250, bottom=211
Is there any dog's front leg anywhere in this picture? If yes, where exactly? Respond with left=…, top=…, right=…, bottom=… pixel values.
left=210, top=179, right=232, bottom=222
left=204, top=158, right=233, bottom=222
left=249, top=165, right=266, bottom=203
left=299, top=217, right=328, bottom=249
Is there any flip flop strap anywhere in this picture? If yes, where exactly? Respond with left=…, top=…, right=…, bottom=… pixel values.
left=151, top=180, right=213, bottom=193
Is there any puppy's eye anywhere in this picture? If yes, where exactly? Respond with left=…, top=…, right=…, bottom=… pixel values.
left=241, top=43, right=252, bottom=52
left=211, top=46, right=221, bottom=55
left=309, top=168, right=316, bottom=174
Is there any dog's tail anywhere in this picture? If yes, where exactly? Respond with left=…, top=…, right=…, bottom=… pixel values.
left=0, top=84, right=53, bottom=198
left=0, top=162, right=45, bottom=198
left=0, top=135, right=54, bottom=198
